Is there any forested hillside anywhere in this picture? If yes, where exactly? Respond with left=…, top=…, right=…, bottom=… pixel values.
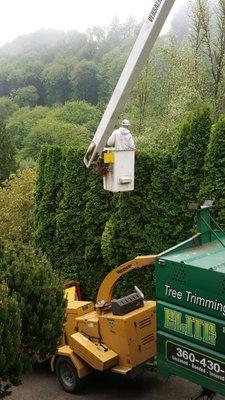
left=0, top=0, right=221, bottom=166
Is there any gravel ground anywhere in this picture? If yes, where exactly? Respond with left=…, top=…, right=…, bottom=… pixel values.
left=10, top=363, right=224, bottom=400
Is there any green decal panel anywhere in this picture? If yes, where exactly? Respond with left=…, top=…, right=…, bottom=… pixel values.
left=157, top=332, right=225, bottom=397
left=166, top=341, right=225, bottom=384
left=157, top=302, right=225, bottom=354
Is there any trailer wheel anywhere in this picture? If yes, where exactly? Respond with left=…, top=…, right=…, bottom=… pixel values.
left=55, top=356, right=83, bottom=393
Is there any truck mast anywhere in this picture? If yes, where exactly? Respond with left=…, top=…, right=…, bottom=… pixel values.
left=84, top=0, right=176, bottom=170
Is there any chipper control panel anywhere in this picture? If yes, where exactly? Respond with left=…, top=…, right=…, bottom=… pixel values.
left=156, top=201, right=225, bottom=398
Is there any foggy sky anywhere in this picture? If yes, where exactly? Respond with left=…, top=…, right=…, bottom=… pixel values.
left=0, top=0, right=187, bottom=46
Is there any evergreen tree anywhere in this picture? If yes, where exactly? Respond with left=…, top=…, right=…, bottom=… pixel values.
left=0, top=284, right=22, bottom=398
left=34, top=146, right=63, bottom=262
left=81, top=172, right=111, bottom=300
left=1, top=246, right=66, bottom=366
left=172, top=104, right=212, bottom=241
left=0, top=123, right=16, bottom=184
left=35, top=145, right=48, bottom=216
left=55, top=146, right=88, bottom=278
left=102, top=151, right=157, bottom=298
left=200, top=116, right=225, bottom=228
left=145, top=151, right=176, bottom=253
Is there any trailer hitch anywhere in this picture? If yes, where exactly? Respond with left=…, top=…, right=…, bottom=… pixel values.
left=191, top=388, right=216, bottom=400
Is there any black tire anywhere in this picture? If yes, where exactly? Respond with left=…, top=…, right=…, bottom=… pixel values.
left=55, top=356, right=83, bottom=393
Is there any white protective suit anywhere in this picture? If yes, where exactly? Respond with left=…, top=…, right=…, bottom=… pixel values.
left=107, top=127, right=135, bottom=151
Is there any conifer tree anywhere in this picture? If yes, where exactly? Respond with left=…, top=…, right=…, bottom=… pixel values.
left=0, top=123, right=16, bottom=184
left=172, top=104, right=212, bottom=241
left=35, top=145, right=48, bottom=210
left=200, top=116, right=225, bottom=228
left=81, top=172, right=111, bottom=300
left=0, top=285, right=22, bottom=398
left=55, top=146, right=88, bottom=278
left=1, top=246, right=66, bottom=366
left=145, top=151, right=175, bottom=253
left=102, top=151, right=157, bottom=298
left=34, top=146, right=63, bottom=262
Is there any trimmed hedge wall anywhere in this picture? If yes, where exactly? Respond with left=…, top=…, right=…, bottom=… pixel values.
left=35, top=104, right=219, bottom=300
left=200, top=115, right=225, bottom=228
left=172, top=104, right=212, bottom=241
left=34, top=146, right=63, bottom=263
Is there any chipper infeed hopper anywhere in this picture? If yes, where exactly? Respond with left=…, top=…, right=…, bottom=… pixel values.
left=156, top=201, right=225, bottom=397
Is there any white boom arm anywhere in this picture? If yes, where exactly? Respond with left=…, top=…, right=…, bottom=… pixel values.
left=84, top=0, right=176, bottom=168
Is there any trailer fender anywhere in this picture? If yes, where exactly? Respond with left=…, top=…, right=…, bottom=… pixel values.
left=51, top=345, right=91, bottom=378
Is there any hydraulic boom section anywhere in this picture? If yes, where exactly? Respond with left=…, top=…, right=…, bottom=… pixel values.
left=84, top=0, right=176, bottom=168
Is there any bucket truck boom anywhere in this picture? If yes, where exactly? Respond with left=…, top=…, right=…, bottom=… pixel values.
left=84, top=0, right=176, bottom=169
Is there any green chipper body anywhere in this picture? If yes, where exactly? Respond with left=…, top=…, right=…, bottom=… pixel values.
left=156, top=202, right=225, bottom=397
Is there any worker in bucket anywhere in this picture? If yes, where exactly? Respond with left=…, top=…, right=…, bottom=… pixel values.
left=107, top=119, right=135, bottom=151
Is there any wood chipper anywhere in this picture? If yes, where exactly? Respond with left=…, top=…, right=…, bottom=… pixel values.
left=51, top=256, right=156, bottom=393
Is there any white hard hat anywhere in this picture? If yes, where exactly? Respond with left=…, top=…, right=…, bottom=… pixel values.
left=122, top=119, right=131, bottom=126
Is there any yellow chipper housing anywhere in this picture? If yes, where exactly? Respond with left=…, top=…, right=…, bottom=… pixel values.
left=51, top=256, right=156, bottom=393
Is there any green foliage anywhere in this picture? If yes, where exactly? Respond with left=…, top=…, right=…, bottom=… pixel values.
left=23, top=117, right=91, bottom=159
left=82, top=172, right=111, bottom=299
left=103, top=152, right=154, bottom=265
left=0, top=169, right=36, bottom=248
left=0, top=284, right=22, bottom=399
left=41, top=63, right=69, bottom=105
left=200, top=116, right=225, bottom=228
left=128, top=39, right=205, bottom=150
left=98, top=47, right=128, bottom=104
left=5, top=106, right=48, bottom=149
left=35, top=145, right=111, bottom=299
left=10, top=86, right=39, bottom=108
left=1, top=246, right=66, bottom=365
left=34, top=146, right=63, bottom=262
left=144, top=152, right=176, bottom=253
left=55, top=147, right=88, bottom=279
left=70, top=60, right=100, bottom=105
left=172, top=104, right=212, bottom=240
left=101, top=151, right=156, bottom=298
left=35, top=146, right=111, bottom=300
left=191, top=0, right=225, bottom=119
left=0, top=123, right=16, bottom=184
left=33, top=102, right=215, bottom=302
left=50, top=100, right=100, bottom=132
left=0, top=97, right=18, bottom=123
left=35, top=145, right=48, bottom=211
left=0, top=17, right=218, bottom=163
left=5, top=101, right=94, bottom=161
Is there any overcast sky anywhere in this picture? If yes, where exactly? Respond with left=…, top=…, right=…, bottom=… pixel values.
left=0, top=0, right=186, bottom=47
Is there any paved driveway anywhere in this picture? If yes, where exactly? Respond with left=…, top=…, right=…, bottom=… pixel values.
left=10, top=363, right=223, bottom=400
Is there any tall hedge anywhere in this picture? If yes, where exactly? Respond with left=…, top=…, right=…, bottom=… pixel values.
left=34, top=146, right=63, bottom=263
left=81, top=172, right=111, bottom=299
left=55, top=147, right=88, bottom=278
left=172, top=104, right=212, bottom=241
left=145, top=152, right=176, bottom=253
left=200, top=116, right=225, bottom=228
left=35, top=145, right=48, bottom=211
left=102, top=151, right=157, bottom=298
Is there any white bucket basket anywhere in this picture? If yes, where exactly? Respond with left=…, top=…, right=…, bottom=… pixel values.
left=103, top=149, right=135, bottom=192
